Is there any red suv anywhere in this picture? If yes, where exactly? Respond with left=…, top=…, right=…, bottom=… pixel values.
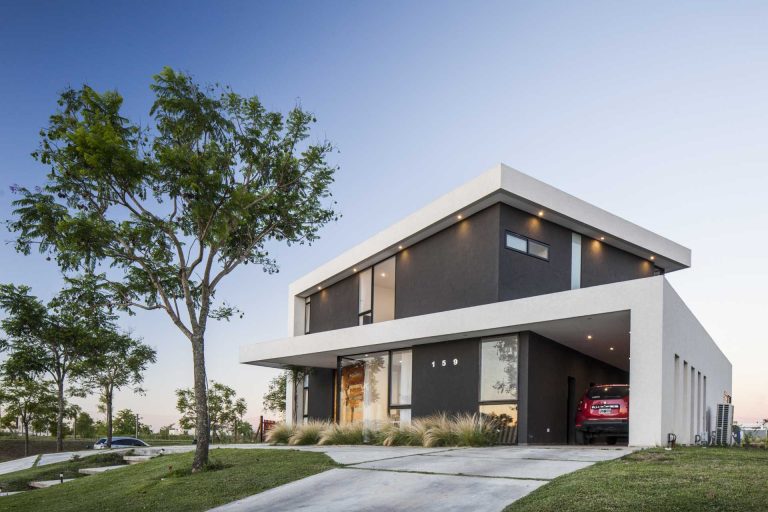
left=575, top=384, right=629, bottom=445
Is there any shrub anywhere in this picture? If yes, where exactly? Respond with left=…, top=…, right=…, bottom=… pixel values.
left=265, top=423, right=294, bottom=444
left=289, top=421, right=330, bottom=445
left=319, top=422, right=366, bottom=445
left=451, top=413, right=496, bottom=447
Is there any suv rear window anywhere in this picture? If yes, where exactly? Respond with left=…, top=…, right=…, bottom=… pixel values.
left=588, top=386, right=628, bottom=399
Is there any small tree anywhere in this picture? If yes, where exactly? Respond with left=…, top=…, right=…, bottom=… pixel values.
left=0, top=283, right=99, bottom=451
left=83, top=330, right=156, bottom=448
left=11, top=67, right=338, bottom=470
left=66, top=404, right=82, bottom=438
left=75, top=411, right=96, bottom=439
left=263, top=372, right=287, bottom=419
left=0, top=378, right=58, bottom=455
left=113, top=409, right=137, bottom=435
left=176, top=381, right=247, bottom=442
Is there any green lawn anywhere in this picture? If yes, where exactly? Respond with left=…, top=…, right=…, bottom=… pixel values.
left=0, top=449, right=337, bottom=511
left=505, top=447, right=768, bottom=512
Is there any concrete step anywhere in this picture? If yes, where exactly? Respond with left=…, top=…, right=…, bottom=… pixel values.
left=78, top=465, right=128, bottom=475
left=29, top=479, right=75, bottom=489
left=0, top=491, right=25, bottom=497
left=123, top=455, right=156, bottom=465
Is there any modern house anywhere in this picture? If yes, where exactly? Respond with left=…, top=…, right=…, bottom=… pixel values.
left=240, top=164, right=732, bottom=447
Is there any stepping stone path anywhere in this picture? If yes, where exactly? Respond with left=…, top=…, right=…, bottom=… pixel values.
left=78, top=465, right=129, bottom=475
left=29, top=479, right=76, bottom=489
left=123, top=455, right=156, bottom=465
left=3, top=452, right=160, bottom=495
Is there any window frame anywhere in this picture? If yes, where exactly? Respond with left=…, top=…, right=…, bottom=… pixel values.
left=504, top=230, right=550, bottom=261
left=304, top=297, right=311, bottom=334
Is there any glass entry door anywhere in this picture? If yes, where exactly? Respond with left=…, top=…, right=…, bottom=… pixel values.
left=338, top=352, right=389, bottom=427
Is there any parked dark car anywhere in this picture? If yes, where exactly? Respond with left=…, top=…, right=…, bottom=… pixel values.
left=93, top=437, right=150, bottom=449
left=575, top=384, right=629, bottom=445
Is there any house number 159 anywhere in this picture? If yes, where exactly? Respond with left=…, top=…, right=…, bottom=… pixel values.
left=431, top=359, right=459, bottom=367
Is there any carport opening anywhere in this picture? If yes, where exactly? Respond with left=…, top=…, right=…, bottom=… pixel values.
left=521, top=311, right=630, bottom=446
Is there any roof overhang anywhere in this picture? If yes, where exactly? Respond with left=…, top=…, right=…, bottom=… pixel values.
left=290, top=164, right=691, bottom=297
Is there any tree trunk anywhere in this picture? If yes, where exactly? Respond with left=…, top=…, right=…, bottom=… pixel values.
left=56, top=380, right=65, bottom=452
left=191, top=332, right=210, bottom=471
left=106, top=388, right=113, bottom=448
left=24, top=421, right=29, bottom=457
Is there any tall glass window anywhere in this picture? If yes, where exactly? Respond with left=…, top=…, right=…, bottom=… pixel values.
left=373, top=257, right=396, bottom=323
left=304, top=297, right=311, bottom=334
left=358, top=268, right=373, bottom=325
left=338, top=352, right=389, bottom=427
left=480, top=335, right=519, bottom=444
left=390, top=350, right=412, bottom=406
left=480, top=335, right=519, bottom=402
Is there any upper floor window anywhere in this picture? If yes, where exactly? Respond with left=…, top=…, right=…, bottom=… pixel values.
left=505, top=231, right=549, bottom=261
left=304, top=297, right=311, bottom=334
left=358, top=256, right=396, bottom=325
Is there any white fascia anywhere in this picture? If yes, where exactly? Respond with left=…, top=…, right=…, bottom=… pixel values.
left=287, top=164, right=691, bottom=334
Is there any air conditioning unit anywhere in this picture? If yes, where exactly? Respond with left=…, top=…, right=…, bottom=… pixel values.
left=715, top=403, right=734, bottom=445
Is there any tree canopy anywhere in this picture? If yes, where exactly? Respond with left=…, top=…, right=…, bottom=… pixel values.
left=10, top=67, right=338, bottom=469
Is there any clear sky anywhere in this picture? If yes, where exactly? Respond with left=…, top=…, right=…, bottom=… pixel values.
left=0, top=1, right=766, bottom=429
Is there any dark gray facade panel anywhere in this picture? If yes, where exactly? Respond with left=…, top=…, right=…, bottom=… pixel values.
left=498, top=205, right=572, bottom=301
left=308, top=274, right=358, bottom=333
left=307, top=368, right=335, bottom=421
left=521, top=331, right=628, bottom=445
left=411, top=339, right=480, bottom=417
left=580, top=236, right=654, bottom=288
left=394, top=205, right=500, bottom=319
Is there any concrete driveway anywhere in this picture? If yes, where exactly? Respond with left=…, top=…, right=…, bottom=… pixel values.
left=211, top=445, right=634, bottom=512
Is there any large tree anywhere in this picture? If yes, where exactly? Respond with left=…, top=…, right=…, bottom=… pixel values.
left=84, top=330, right=156, bottom=448
left=0, top=283, right=98, bottom=451
left=9, top=67, right=338, bottom=469
left=262, top=371, right=287, bottom=418
left=0, top=377, right=58, bottom=456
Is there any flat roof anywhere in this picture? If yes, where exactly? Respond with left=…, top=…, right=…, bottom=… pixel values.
left=290, top=163, right=691, bottom=297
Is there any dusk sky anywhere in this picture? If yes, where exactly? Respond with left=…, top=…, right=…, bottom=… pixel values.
left=1, top=1, right=766, bottom=429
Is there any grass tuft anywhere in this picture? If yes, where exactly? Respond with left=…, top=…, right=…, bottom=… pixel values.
left=288, top=421, right=330, bottom=445
left=318, top=422, right=366, bottom=445
left=265, top=423, right=294, bottom=444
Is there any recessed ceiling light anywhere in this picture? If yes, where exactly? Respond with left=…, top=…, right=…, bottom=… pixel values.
left=317, top=286, right=322, bottom=290
left=610, top=347, right=614, bottom=351
left=650, top=256, right=655, bottom=260
left=398, top=245, right=403, bottom=250
left=538, top=210, right=544, bottom=217
left=457, top=214, right=463, bottom=220
left=587, top=335, right=593, bottom=340
left=600, top=236, right=605, bottom=241
left=381, top=273, right=386, bottom=278
left=353, top=268, right=357, bottom=272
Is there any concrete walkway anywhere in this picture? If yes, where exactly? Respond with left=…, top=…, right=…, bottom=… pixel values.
left=211, top=445, right=634, bottom=512
left=0, top=455, right=38, bottom=475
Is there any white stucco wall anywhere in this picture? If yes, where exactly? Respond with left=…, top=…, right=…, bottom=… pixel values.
left=660, top=280, right=732, bottom=444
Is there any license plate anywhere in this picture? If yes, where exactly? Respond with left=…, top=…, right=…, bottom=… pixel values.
left=599, top=408, right=613, bottom=414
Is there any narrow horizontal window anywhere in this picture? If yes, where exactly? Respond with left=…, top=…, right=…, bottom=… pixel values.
left=505, top=231, right=550, bottom=261
left=505, top=233, right=527, bottom=253
left=528, top=240, right=549, bottom=260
